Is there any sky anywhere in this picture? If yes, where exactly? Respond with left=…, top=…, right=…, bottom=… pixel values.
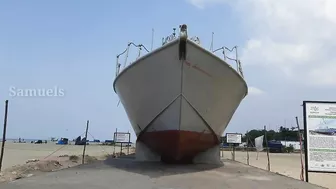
left=1, top=0, right=336, bottom=142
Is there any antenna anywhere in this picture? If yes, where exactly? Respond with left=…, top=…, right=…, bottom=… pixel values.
left=235, top=46, right=239, bottom=71
left=210, top=32, right=214, bottom=51
left=151, top=28, right=154, bottom=51
left=137, top=46, right=142, bottom=60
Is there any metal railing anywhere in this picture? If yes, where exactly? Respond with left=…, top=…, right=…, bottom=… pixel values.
left=212, top=45, right=244, bottom=78
left=115, top=26, right=244, bottom=79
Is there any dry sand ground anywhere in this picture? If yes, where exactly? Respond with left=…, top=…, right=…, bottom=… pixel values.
left=1, top=142, right=335, bottom=188
left=0, top=141, right=133, bottom=182
left=222, top=151, right=336, bottom=189
left=0, top=142, right=129, bottom=170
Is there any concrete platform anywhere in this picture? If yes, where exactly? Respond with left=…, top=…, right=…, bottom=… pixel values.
left=0, top=156, right=325, bottom=189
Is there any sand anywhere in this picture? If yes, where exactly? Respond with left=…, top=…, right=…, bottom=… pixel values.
left=222, top=150, right=336, bottom=189
left=0, top=141, right=134, bottom=183
left=0, top=157, right=326, bottom=189
left=0, top=142, right=131, bottom=170
left=0, top=142, right=334, bottom=188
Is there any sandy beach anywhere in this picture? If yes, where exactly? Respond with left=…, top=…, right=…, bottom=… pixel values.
left=0, top=141, right=128, bottom=170
left=1, top=142, right=335, bottom=188
left=222, top=151, right=335, bottom=189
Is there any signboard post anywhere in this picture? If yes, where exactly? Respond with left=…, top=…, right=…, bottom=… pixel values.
left=226, top=133, right=242, bottom=161
left=113, top=131, right=131, bottom=155
left=303, top=101, right=336, bottom=182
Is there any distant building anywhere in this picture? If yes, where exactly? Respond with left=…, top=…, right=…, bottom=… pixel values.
left=280, top=141, right=303, bottom=150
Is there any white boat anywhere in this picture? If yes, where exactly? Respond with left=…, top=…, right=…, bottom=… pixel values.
left=113, top=24, right=248, bottom=163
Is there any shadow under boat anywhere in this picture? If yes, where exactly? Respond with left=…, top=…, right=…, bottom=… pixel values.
left=101, top=153, right=224, bottom=178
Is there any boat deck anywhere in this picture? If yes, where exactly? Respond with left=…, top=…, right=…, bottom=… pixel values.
left=0, top=156, right=325, bottom=189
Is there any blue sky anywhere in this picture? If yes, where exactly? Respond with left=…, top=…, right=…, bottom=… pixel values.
left=1, top=0, right=336, bottom=141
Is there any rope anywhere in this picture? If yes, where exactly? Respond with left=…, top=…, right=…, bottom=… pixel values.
left=87, top=132, right=112, bottom=156
left=6, top=143, right=70, bottom=178
left=4, top=146, right=65, bottom=152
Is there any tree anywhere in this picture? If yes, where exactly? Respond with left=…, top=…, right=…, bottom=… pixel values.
left=241, top=126, right=300, bottom=146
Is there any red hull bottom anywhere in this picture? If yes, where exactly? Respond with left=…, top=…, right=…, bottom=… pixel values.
left=138, top=130, right=219, bottom=163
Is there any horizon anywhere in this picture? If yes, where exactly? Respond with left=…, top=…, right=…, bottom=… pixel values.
left=0, top=124, right=303, bottom=142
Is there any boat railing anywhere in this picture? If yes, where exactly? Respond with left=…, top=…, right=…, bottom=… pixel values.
left=115, top=25, right=244, bottom=79
left=162, top=28, right=177, bottom=46
left=115, top=42, right=149, bottom=77
left=212, top=46, right=244, bottom=78
left=189, top=36, right=201, bottom=45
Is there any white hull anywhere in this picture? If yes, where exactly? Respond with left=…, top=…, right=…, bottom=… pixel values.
left=114, top=39, right=248, bottom=139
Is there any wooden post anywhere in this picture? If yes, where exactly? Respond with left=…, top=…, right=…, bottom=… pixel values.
left=296, top=116, right=305, bottom=181
left=82, top=120, right=89, bottom=164
left=113, top=128, right=118, bottom=155
left=264, top=125, right=270, bottom=171
left=220, top=146, right=223, bottom=158
left=127, top=131, right=130, bottom=155
left=113, top=128, right=117, bottom=155
left=0, top=100, right=9, bottom=171
left=246, top=133, right=250, bottom=165
left=230, top=144, right=235, bottom=161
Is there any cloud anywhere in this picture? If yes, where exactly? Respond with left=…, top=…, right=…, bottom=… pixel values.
left=187, top=0, right=336, bottom=86
left=186, top=0, right=228, bottom=9
left=248, top=86, right=265, bottom=96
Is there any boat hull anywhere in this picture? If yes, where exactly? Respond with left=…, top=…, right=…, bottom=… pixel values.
left=114, top=39, right=248, bottom=162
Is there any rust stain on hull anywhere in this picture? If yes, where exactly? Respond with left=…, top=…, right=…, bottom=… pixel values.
left=138, top=130, right=219, bottom=162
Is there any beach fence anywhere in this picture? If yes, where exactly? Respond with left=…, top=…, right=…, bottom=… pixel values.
left=220, top=126, right=305, bottom=181
left=220, top=144, right=306, bottom=178
left=0, top=134, right=135, bottom=181
left=0, top=101, right=134, bottom=179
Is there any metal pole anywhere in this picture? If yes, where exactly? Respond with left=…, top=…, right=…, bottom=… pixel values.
left=302, top=102, right=309, bottom=182
left=151, top=28, right=154, bottom=51
left=82, top=120, right=89, bottom=164
left=235, top=46, right=239, bottom=71
left=210, top=32, right=214, bottom=51
left=264, top=125, right=270, bottom=171
left=0, top=100, right=9, bottom=171
left=115, top=56, right=119, bottom=77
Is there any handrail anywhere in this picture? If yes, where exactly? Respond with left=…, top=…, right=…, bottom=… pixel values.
left=213, top=45, right=244, bottom=78
left=162, top=28, right=177, bottom=46
left=115, top=42, right=149, bottom=77
left=115, top=25, right=244, bottom=79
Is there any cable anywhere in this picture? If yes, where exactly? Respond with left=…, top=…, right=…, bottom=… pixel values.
left=86, top=132, right=114, bottom=156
